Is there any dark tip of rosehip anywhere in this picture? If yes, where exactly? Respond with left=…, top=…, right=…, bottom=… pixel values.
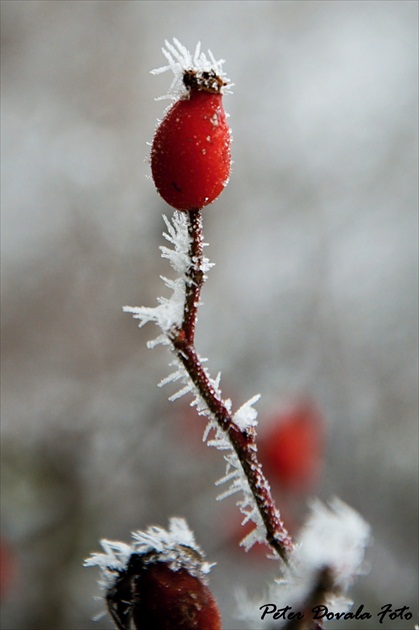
left=182, top=68, right=227, bottom=95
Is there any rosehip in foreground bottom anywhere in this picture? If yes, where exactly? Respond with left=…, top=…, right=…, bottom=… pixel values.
left=84, top=518, right=221, bottom=630
left=128, top=561, right=221, bottom=630
left=107, top=557, right=221, bottom=630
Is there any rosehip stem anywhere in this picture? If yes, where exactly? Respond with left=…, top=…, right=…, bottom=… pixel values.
left=169, top=210, right=294, bottom=564
left=183, top=209, right=204, bottom=344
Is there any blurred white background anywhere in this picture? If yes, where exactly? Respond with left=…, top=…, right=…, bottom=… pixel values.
left=1, top=1, right=417, bottom=629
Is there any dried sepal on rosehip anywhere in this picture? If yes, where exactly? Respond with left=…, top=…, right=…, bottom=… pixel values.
left=150, top=39, right=232, bottom=212
left=85, top=517, right=221, bottom=630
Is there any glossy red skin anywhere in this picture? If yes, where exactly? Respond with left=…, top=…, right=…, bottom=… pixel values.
left=132, top=562, right=222, bottom=630
left=151, top=91, right=231, bottom=211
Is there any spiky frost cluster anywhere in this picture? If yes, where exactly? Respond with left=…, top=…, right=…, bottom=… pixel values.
left=151, top=37, right=233, bottom=100
left=124, top=212, right=211, bottom=342
left=294, top=498, right=370, bottom=590
left=84, top=517, right=213, bottom=589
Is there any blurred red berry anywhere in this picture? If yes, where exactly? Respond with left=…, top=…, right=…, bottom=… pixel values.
left=151, top=87, right=231, bottom=211
left=0, top=537, right=17, bottom=601
left=259, top=400, right=325, bottom=493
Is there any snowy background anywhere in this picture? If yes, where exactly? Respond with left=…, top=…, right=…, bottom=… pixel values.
left=1, top=1, right=418, bottom=629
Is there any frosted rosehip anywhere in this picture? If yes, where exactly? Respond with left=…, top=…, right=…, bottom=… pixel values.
left=131, top=561, right=222, bottom=630
left=150, top=39, right=232, bottom=211
left=107, top=555, right=221, bottom=630
left=85, top=518, right=221, bottom=630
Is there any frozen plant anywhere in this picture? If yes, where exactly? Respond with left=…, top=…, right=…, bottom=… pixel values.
left=85, top=39, right=370, bottom=630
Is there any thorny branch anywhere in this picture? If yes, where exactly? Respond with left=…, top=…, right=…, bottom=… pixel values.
left=168, top=208, right=294, bottom=564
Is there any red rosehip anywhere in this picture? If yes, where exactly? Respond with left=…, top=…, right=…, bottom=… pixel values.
left=132, top=562, right=222, bottom=630
left=149, top=40, right=232, bottom=212
left=151, top=89, right=231, bottom=211
left=107, top=557, right=221, bottom=630
left=98, top=518, right=222, bottom=630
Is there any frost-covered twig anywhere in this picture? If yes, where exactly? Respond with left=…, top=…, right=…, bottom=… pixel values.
left=125, top=208, right=294, bottom=562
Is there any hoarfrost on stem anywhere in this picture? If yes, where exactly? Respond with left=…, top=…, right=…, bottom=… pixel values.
left=124, top=211, right=280, bottom=555
left=233, top=394, right=261, bottom=431
left=123, top=212, right=212, bottom=339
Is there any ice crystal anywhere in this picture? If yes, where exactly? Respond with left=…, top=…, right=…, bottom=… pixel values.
left=213, top=442, right=267, bottom=552
left=124, top=213, right=191, bottom=337
left=151, top=37, right=233, bottom=101
left=84, top=517, right=214, bottom=589
left=293, top=498, right=371, bottom=589
left=84, top=540, right=133, bottom=589
left=124, top=212, right=213, bottom=342
left=233, top=394, right=261, bottom=431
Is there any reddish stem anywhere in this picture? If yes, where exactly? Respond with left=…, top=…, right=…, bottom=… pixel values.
left=169, top=209, right=294, bottom=563
left=183, top=209, right=204, bottom=344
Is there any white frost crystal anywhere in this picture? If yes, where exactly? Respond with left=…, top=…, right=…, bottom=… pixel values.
left=151, top=37, right=233, bottom=101
left=124, top=212, right=213, bottom=342
left=84, top=517, right=214, bottom=588
left=124, top=213, right=190, bottom=336
left=233, top=394, right=261, bottom=431
left=293, top=498, right=371, bottom=590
